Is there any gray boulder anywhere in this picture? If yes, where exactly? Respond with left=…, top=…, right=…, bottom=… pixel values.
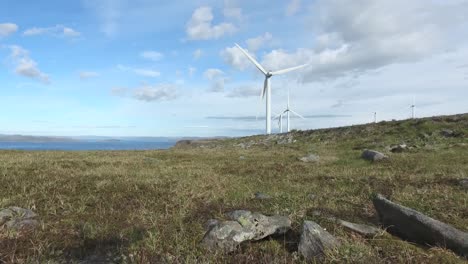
left=298, top=221, right=340, bottom=261
left=201, top=210, right=291, bottom=252
left=0, top=207, right=39, bottom=231
left=373, top=194, right=468, bottom=258
left=299, top=154, right=320, bottom=163
left=335, top=219, right=381, bottom=238
left=361, top=149, right=387, bottom=162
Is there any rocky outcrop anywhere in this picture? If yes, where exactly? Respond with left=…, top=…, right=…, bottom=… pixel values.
left=361, top=150, right=387, bottom=162
left=298, top=221, right=340, bottom=261
left=373, top=194, right=468, bottom=258
left=201, top=210, right=291, bottom=252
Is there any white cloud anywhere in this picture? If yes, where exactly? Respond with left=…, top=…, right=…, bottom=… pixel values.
left=204, top=68, right=227, bottom=92
left=0, top=23, right=18, bottom=37
left=286, top=0, right=301, bottom=16
left=220, top=45, right=253, bottom=70
left=246, top=32, right=273, bottom=52
left=23, top=25, right=81, bottom=38
left=79, top=71, right=99, bottom=80
left=186, top=6, right=237, bottom=40
left=193, top=49, right=203, bottom=59
left=140, top=50, right=163, bottom=61
left=117, top=64, right=161, bottom=78
left=251, top=0, right=468, bottom=82
left=226, top=85, right=259, bottom=98
left=8, top=45, right=50, bottom=84
left=133, top=84, right=179, bottom=102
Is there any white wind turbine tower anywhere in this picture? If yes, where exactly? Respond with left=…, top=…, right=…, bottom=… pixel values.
left=276, top=113, right=284, bottom=133
left=279, top=87, right=305, bottom=132
left=373, top=112, right=377, bottom=123
left=235, top=43, right=308, bottom=134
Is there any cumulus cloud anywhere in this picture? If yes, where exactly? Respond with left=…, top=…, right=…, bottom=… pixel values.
left=286, top=0, right=302, bottom=16
left=140, top=50, right=163, bottom=61
left=23, top=25, right=81, bottom=37
left=117, top=64, right=160, bottom=78
left=230, top=0, right=468, bottom=83
left=246, top=32, right=273, bottom=52
left=8, top=45, right=50, bottom=84
left=186, top=6, right=236, bottom=40
left=132, top=84, right=179, bottom=102
left=226, top=85, right=259, bottom=98
left=79, top=71, right=99, bottom=80
left=220, top=45, right=253, bottom=70
left=204, top=68, right=227, bottom=92
left=0, top=23, right=18, bottom=37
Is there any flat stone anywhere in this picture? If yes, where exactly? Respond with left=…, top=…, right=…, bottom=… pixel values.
left=336, top=219, right=381, bottom=238
left=299, top=154, right=320, bottom=163
left=373, top=194, right=468, bottom=258
left=361, top=149, right=387, bottom=162
left=298, top=221, right=340, bottom=261
left=254, top=192, right=272, bottom=200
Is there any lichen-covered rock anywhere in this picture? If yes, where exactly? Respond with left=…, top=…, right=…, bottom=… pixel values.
left=226, top=210, right=291, bottom=240
left=201, top=210, right=291, bottom=252
left=298, top=221, right=340, bottom=261
left=0, top=207, right=39, bottom=231
left=361, top=149, right=387, bottom=162
left=201, top=221, right=253, bottom=252
left=373, top=194, right=468, bottom=258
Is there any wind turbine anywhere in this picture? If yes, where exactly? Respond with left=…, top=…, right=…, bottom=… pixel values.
left=373, top=112, right=377, bottom=123
left=280, top=87, right=305, bottom=132
left=235, top=43, right=308, bottom=134
left=410, top=97, right=416, bottom=119
left=275, top=113, right=284, bottom=133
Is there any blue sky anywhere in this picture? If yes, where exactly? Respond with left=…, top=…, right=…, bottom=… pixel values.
left=1, top=0, right=467, bottom=137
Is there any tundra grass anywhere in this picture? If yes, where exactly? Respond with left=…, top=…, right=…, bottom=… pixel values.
left=0, top=114, right=467, bottom=263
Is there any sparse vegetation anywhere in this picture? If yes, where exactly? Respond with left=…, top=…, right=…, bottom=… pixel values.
left=1, top=114, right=467, bottom=263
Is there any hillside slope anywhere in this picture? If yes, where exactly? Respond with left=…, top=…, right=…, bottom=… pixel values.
left=1, top=114, right=467, bottom=263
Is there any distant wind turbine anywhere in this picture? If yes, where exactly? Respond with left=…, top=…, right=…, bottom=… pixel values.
left=410, top=97, right=416, bottom=119
left=279, top=87, right=305, bottom=132
left=235, top=43, right=308, bottom=134
left=373, top=112, right=377, bottom=123
left=275, top=113, right=284, bottom=133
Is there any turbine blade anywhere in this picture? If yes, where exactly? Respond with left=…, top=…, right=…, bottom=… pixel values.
left=290, top=110, right=306, bottom=119
left=261, top=78, right=268, bottom=99
left=235, top=43, right=267, bottom=75
left=271, top=63, right=308, bottom=76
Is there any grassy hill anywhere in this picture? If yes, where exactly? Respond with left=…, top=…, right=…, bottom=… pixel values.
left=0, top=114, right=467, bottom=263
